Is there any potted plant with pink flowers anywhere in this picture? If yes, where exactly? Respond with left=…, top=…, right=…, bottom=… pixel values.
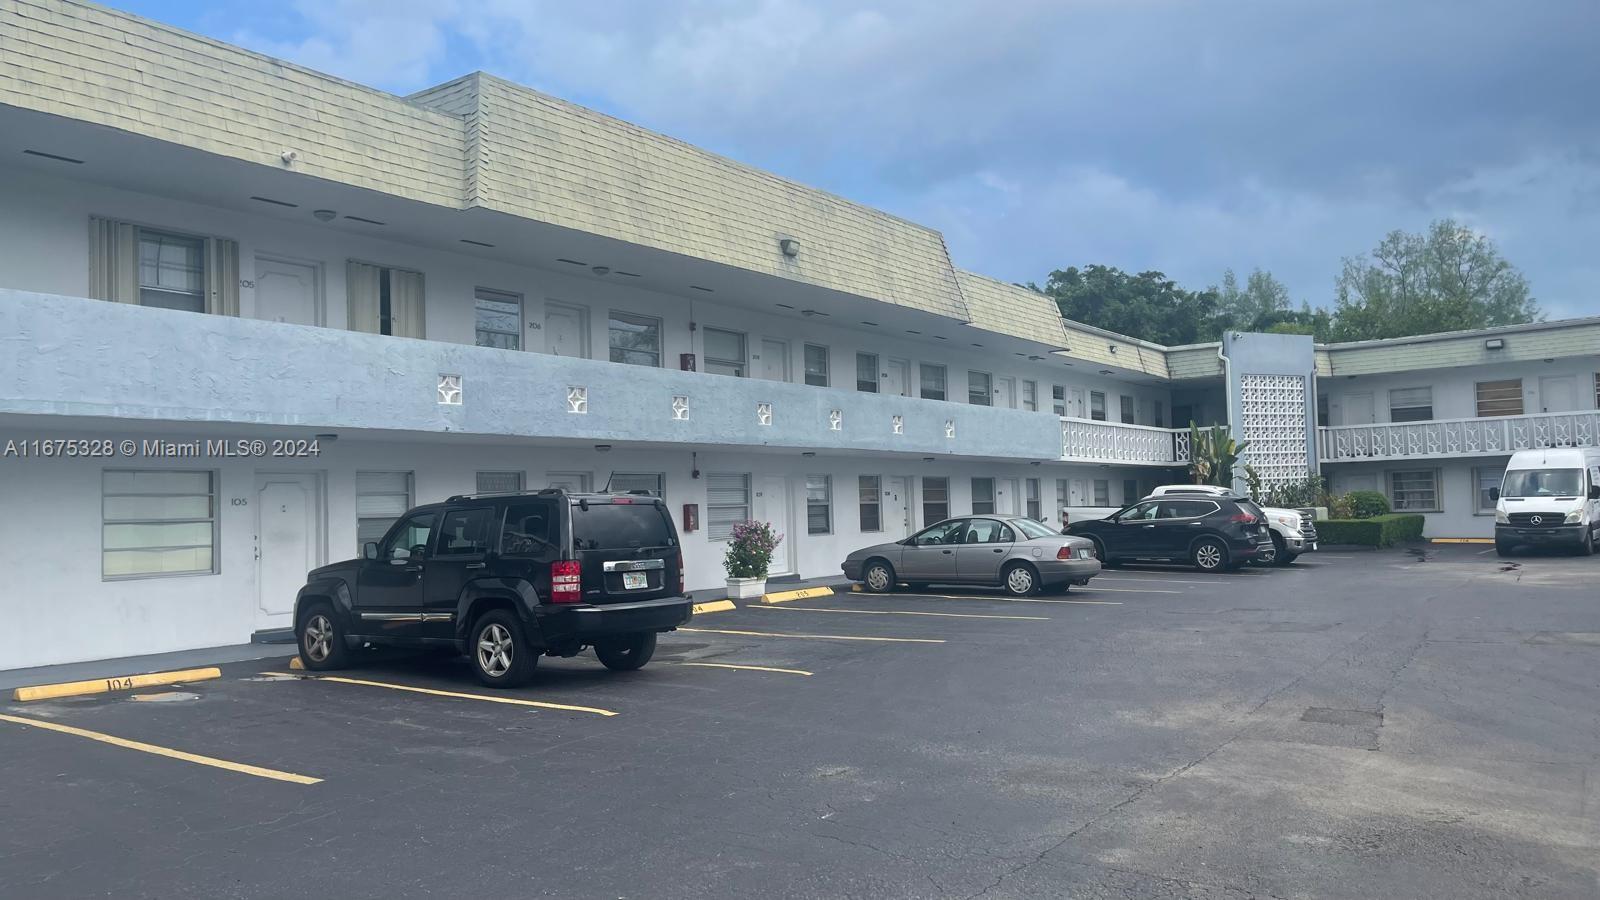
left=723, top=520, right=782, bottom=600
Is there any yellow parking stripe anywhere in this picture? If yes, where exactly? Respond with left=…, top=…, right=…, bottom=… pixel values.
left=680, top=627, right=944, bottom=644
left=0, top=713, right=321, bottom=785
left=1075, top=586, right=1180, bottom=594
left=284, top=674, right=617, bottom=717
left=681, top=662, right=813, bottom=676
left=750, top=605, right=1048, bottom=621
left=901, top=593, right=1122, bottom=606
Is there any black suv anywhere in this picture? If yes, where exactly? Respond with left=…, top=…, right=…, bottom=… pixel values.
left=293, top=489, right=692, bottom=687
left=1063, top=492, right=1272, bottom=572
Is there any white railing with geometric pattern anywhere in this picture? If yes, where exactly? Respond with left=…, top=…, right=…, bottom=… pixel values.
left=1318, top=410, right=1600, bottom=462
left=1061, top=417, right=1192, bottom=466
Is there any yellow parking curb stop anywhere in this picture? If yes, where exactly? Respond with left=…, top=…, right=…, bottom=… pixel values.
left=761, top=586, right=838, bottom=605
left=1431, top=538, right=1495, bottom=544
left=11, top=667, right=222, bottom=702
left=692, top=599, right=736, bottom=615
left=288, top=656, right=305, bottom=670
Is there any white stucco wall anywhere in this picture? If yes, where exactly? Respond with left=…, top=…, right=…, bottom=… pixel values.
left=1325, top=457, right=1507, bottom=538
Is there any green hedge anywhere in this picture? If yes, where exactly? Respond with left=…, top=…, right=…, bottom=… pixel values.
left=1315, top=514, right=1426, bottom=547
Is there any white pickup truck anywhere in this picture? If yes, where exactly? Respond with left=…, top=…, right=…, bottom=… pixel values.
left=1147, top=485, right=1317, bottom=566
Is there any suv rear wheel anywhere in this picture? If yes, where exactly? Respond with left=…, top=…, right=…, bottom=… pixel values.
left=1191, top=537, right=1229, bottom=573
left=470, top=609, right=537, bottom=688
left=595, top=632, right=657, bottom=671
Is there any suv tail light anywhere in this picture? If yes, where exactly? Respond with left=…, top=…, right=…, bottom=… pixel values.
left=674, top=551, right=685, bottom=595
left=1230, top=512, right=1258, bottom=524
left=550, top=560, right=582, bottom=603
left=1056, top=545, right=1075, bottom=560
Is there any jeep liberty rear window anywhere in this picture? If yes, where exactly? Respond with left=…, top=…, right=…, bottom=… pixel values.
left=571, top=501, right=677, bottom=550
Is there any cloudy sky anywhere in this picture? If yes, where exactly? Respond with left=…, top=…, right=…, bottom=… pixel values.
left=120, top=0, right=1599, bottom=318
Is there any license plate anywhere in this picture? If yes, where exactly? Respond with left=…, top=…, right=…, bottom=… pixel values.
left=622, top=571, right=648, bottom=590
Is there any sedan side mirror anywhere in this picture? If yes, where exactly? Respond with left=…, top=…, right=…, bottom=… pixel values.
left=363, top=541, right=379, bottom=560
left=1489, top=487, right=1500, bottom=502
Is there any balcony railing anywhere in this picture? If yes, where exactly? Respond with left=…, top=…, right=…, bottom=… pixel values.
left=1061, top=417, right=1191, bottom=466
left=1318, top=410, right=1600, bottom=462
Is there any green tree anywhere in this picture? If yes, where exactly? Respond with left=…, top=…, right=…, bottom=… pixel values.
left=1030, top=265, right=1223, bottom=346
left=1330, top=219, right=1540, bottom=341
left=1216, top=267, right=1292, bottom=330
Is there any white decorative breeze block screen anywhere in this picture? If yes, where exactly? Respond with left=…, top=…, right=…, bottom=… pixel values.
left=1239, top=374, right=1309, bottom=487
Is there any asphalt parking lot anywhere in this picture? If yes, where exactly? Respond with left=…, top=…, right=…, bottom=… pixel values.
left=2, top=544, right=1597, bottom=899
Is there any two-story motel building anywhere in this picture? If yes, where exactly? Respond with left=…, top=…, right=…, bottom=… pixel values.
left=1, top=0, right=1596, bottom=669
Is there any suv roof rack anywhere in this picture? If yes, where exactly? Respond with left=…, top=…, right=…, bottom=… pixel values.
left=444, top=488, right=568, bottom=503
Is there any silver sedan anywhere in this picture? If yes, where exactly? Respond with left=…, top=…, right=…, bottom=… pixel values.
left=841, top=516, right=1102, bottom=596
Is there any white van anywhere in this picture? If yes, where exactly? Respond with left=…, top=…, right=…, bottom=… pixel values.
left=1493, top=447, right=1600, bottom=556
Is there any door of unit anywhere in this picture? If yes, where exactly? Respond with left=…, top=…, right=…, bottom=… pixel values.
left=252, top=257, right=322, bottom=326
left=885, top=475, right=912, bottom=540
left=758, top=338, right=790, bottom=381
left=545, top=301, right=589, bottom=357
left=254, top=472, right=323, bottom=632
left=1538, top=376, right=1578, bottom=413
left=1343, top=392, right=1375, bottom=425
left=1069, top=388, right=1087, bottom=418
left=885, top=359, right=911, bottom=397
left=756, top=474, right=795, bottom=575
left=994, top=376, right=1016, bottom=409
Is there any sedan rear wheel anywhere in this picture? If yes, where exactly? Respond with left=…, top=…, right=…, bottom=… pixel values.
left=1002, top=562, right=1039, bottom=596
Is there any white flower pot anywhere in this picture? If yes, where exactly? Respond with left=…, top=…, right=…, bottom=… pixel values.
left=725, top=576, right=767, bottom=600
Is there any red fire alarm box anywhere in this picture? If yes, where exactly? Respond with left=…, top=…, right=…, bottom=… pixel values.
left=682, top=503, right=699, bottom=533
left=679, top=353, right=697, bottom=372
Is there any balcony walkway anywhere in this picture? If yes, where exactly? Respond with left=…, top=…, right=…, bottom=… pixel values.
left=1318, top=411, right=1600, bottom=463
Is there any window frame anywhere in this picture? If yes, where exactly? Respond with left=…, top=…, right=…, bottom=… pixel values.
left=609, top=472, right=666, bottom=499
left=475, top=471, right=524, bottom=495
left=1021, top=380, right=1038, bottom=412
left=803, top=343, right=830, bottom=387
left=806, top=474, right=832, bottom=535
left=706, top=473, right=751, bottom=542
left=922, top=476, right=950, bottom=525
left=1388, top=468, right=1442, bottom=512
left=1119, top=395, right=1135, bottom=425
left=1025, top=477, right=1042, bottom=521
left=357, top=470, right=415, bottom=555
left=858, top=475, right=883, bottom=532
left=608, top=310, right=663, bottom=368
left=1475, top=379, right=1523, bottom=418
left=970, top=477, right=996, bottom=515
left=1123, top=478, right=1140, bottom=505
left=434, top=506, right=495, bottom=559
left=137, top=228, right=207, bottom=313
left=473, top=288, right=523, bottom=351
left=1093, top=479, right=1111, bottom=506
left=702, top=326, right=748, bottom=377
left=1152, top=400, right=1164, bottom=428
left=1090, top=391, right=1107, bottom=421
left=101, top=469, right=218, bottom=580
left=855, top=352, right=880, bottom=393
left=1052, top=385, right=1066, bottom=416
left=920, top=364, right=948, bottom=401
left=1472, top=466, right=1504, bottom=515
left=967, top=371, right=993, bottom=406
left=1388, top=386, right=1434, bottom=423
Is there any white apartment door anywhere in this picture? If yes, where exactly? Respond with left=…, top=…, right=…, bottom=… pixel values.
left=998, top=478, right=1020, bottom=514
left=755, top=475, right=795, bottom=575
left=884, top=476, right=912, bottom=540
left=994, top=376, right=1016, bottom=409
left=885, top=359, right=911, bottom=397
left=1538, top=376, right=1578, bottom=413
left=255, top=472, right=322, bottom=632
left=252, top=257, right=320, bottom=326
left=1069, top=387, right=1087, bottom=418
left=1344, top=392, right=1375, bottom=425
left=758, top=338, right=789, bottom=381
left=1069, top=478, right=1089, bottom=506
left=545, top=302, right=588, bottom=357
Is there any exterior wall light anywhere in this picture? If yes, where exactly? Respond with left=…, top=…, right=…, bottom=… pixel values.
left=779, top=238, right=801, bottom=258
left=1484, top=338, right=1505, bottom=350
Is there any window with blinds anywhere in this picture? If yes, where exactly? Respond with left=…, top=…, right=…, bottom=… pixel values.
left=806, top=475, right=832, bottom=535
left=1022, top=381, right=1038, bottom=412
left=1090, top=392, right=1107, bottom=421
left=610, top=473, right=664, bottom=498
left=1389, top=470, right=1439, bottom=511
left=1093, top=479, right=1110, bottom=506
left=1025, top=478, right=1041, bottom=520
left=971, top=477, right=995, bottom=515
left=1389, top=387, right=1433, bottom=422
left=968, top=371, right=993, bottom=406
left=102, top=470, right=216, bottom=579
left=88, top=216, right=239, bottom=315
left=859, top=476, right=882, bottom=532
left=1119, top=395, right=1135, bottom=424
left=476, top=471, right=523, bottom=494
left=922, top=476, right=950, bottom=524
left=703, top=328, right=746, bottom=377
left=921, top=364, right=947, bottom=401
left=356, top=471, right=414, bottom=553
left=706, top=474, right=750, bottom=540
left=856, top=353, right=879, bottom=393
left=1474, top=467, right=1504, bottom=513
left=804, top=344, right=830, bottom=387
left=1475, top=379, right=1523, bottom=417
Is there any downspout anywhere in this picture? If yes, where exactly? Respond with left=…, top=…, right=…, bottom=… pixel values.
left=1217, top=337, right=1237, bottom=492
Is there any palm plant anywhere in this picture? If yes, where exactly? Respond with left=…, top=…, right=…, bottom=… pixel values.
left=1188, top=422, right=1251, bottom=488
